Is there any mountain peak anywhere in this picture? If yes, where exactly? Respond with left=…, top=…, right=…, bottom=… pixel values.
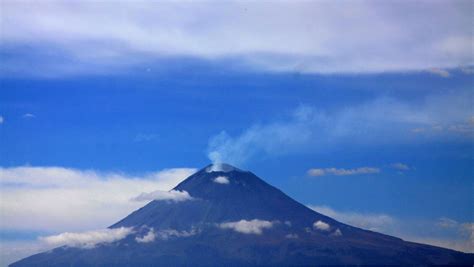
left=204, top=163, right=244, bottom=173
left=11, top=164, right=474, bottom=267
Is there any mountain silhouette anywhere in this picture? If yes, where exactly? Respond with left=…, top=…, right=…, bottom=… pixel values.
left=11, top=163, right=474, bottom=266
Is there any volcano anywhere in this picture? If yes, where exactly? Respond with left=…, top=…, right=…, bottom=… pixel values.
left=11, top=164, right=473, bottom=266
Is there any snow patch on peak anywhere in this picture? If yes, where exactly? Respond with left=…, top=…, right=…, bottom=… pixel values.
left=213, top=176, right=230, bottom=184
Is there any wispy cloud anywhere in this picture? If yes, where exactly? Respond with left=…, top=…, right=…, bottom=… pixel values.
left=40, top=227, right=133, bottom=249
left=213, top=176, right=230, bottom=184
left=0, top=1, right=471, bottom=77
left=309, top=205, right=473, bottom=253
left=460, top=66, right=474, bottom=74
left=0, top=116, right=4, bottom=124
left=134, top=227, right=197, bottom=243
left=313, top=220, right=330, bottom=231
left=219, top=219, right=274, bottom=235
left=131, top=190, right=193, bottom=202
left=0, top=166, right=196, bottom=232
left=309, top=205, right=395, bottom=232
left=391, top=163, right=410, bottom=171
left=22, top=113, right=35, bottom=119
left=426, top=68, right=451, bottom=78
left=135, top=228, right=156, bottom=243
left=307, top=167, right=380, bottom=177
left=0, top=240, right=53, bottom=267
left=207, top=89, right=473, bottom=166
left=154, top=228, right=197, bottom=240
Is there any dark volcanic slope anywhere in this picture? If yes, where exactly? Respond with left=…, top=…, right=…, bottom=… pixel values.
left=11, top=164, right=474, bottom=267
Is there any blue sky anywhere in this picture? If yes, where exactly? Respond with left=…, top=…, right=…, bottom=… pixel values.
left=0, top=0, right=473, bottom=265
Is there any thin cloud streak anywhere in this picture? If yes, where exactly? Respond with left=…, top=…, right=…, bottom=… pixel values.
left=131, top=190, right=193, bottom=202
left=40, top=227, right=134, bottom=249
left=307, top=167, right=380, bottom=177
left=309, top=205, right=473, bottom=253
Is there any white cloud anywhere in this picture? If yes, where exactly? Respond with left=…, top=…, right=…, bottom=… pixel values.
left=404, top=236, right=473, bottom=254
left=0, top=166, right=196, bottom=232
left=309, top=205, right=473, bottom=253
left=207, top=89, right=473, bottom=166
left=206, top=163, right=239, bottom=173
left=313, top=220, right=330, bottom=231
left=426, top=68, right=451, bottom=78
left=461, top=66, right=474, bottom=74
left=0, top=116, right=4, bottom=124
left=155, top=228, right=197, bottom=240
left=131, top=190, right=193, bottom=202
left=0, top=240, right=53, bottom=267
left=40, top=227, right=133, bottom=249
left=207, top=107, right=316, bottom=166
left=332, top=228, right=343, bottom=237
left=219, top=219, right=273, bottom=235
left=135, top=228, right=156, bottom=243
left=391, top=163, right=410, bottom=171
left=308, top=167, right=380, bottom=177
left=22, top=113, right=35, bottom=119
left=213, top=176, right=229, bottom=184
left=309, top=205, right=395, bottom=232
left=437, top=217, right=459, bottom=228
left=0, top=1, right=471, bottom=77
left=285, top=233, right=298, bottom=239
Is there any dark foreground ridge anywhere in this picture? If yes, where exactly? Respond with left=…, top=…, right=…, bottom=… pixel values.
left=11, top=163, right=474, bottom=266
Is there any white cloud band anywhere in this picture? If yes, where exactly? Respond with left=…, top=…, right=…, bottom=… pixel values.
left=0, top=166, right=196, bottom=232
left=219, top=219, right=273, bottom=235
left=40, top=227, right=133, bottom=248
left=308, top=167, right=380, bottom=177
left=1, top=1, right=472, bottom=76
left=131, top=190, right=193, bottom=202
left=213, top=176, right=230, bottom=184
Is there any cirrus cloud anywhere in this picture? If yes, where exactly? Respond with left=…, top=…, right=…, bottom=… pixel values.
left=307, top=167, right=380, bottom=177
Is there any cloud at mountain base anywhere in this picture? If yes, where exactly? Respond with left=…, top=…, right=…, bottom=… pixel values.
left=0, top=166, right=197, bottom=232
left=40, top=227, right=133, bottom=249
left=309, top=205, right=473, bottom=253
left=219, top=219, right=274, bottom=235
left=213, top=176, right=230, bottom=184
left=313, top=221, right=330, bottom=231
left=136, top=228, right=156, bottom=243
left=131, top=190, right=193, bottom=202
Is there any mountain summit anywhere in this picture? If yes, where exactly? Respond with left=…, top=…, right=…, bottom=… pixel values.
left=11, top=164, right=473, bottom=266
